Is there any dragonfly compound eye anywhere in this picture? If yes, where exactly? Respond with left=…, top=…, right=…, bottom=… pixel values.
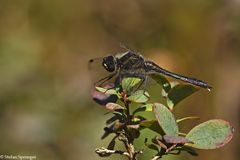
left=102, top=56, right=116, bottom=72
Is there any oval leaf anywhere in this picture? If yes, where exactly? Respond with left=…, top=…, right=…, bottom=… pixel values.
left=145, top=143, right=159, bottom=152
left=122, top=77, right=142, bottom=92
left=91, top=90, right=118, bottom=105
left=133, top=103, right=153, bottom=115
left=153, top=103, right=179, bottom=136
left=181, top=146, right=198, bottom=156
left=105, top=103, right=124, bottom=111
left=140, top=120, right=164, bottom=135
left=107, top=137, right=116, bottom=150
left=150, top=74, right=171, bottom=93
left=128, top=90, right=150, bottom=103
left=95, top=86, right=117, bottom=95
left=161, top=81, right=179, bottom=97
left=163, top=135, right=192, bottom=144
left=167, top=84, right=199, bottom=110
left=186, top=119, right=234, bottom=149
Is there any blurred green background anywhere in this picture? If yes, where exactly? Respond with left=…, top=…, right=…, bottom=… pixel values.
left=0, top=0, right=239, bottom=160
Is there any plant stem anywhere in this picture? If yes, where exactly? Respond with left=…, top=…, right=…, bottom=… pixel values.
left=123, top=96, right=138, bottom=160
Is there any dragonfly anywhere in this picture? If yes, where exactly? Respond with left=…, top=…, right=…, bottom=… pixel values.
left=89, top=50, right=212, bottom=91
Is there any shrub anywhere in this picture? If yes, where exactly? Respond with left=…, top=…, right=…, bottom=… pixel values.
left=91, top=75, right=234, bottom=160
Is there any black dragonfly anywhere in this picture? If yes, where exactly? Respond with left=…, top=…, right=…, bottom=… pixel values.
left=89, top=50, right=212, bottom=91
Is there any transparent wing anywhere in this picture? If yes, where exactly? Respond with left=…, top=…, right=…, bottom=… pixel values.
left=88, top=57, right=117, bottom=86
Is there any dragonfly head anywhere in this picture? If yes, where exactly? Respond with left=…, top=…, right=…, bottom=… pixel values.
left=102, top=55, right=117, bottom=72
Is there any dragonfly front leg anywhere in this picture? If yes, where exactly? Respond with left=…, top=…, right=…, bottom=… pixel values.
left=94, top=72, right=117, bottom=86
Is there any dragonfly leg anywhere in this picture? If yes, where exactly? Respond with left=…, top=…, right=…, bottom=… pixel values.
left=94, top=72, right=117, bottom=86
left=140, top=75, right=150, bottom=98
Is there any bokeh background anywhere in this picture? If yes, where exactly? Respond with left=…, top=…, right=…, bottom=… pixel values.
left=0, top=0, right=239, bottom=160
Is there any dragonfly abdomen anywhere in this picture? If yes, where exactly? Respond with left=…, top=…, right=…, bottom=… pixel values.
left=144, top=61, right=212, bottom=90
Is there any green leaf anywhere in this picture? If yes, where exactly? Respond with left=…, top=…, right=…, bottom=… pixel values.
left=150, top=74, right=171, bottom=93
left=161, top=81, right=179, bottom=97
left=140, top=120, right=164, bottom=135
left=153, top=103, right=179, bottom=136
left=128, top=90, right=150, bottom=103
left=133, top=103, right=153, bottom=115
left=180, top=146, right=198, bottom=156
left=186, top=119, right=234, bottom=149
left=122, top=77, right=142, bottom=92
left=145, top=143, right=159, bottom=152
left=106, top=115, right=119, bottom=125
left=128, top=128, right=140, bottom=139
left=163, top=135, right=192, bottom=144
left=166, top=84, right=199, bottom=110
left=144, top=138, right=159, bottom=152
left=132, top=117, right=141, bottom=123
left=105, top=103, right=125, bottom=111
left=95, top=86, right=117, bottom=95
left=107, top=137, right=116, bottom=150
